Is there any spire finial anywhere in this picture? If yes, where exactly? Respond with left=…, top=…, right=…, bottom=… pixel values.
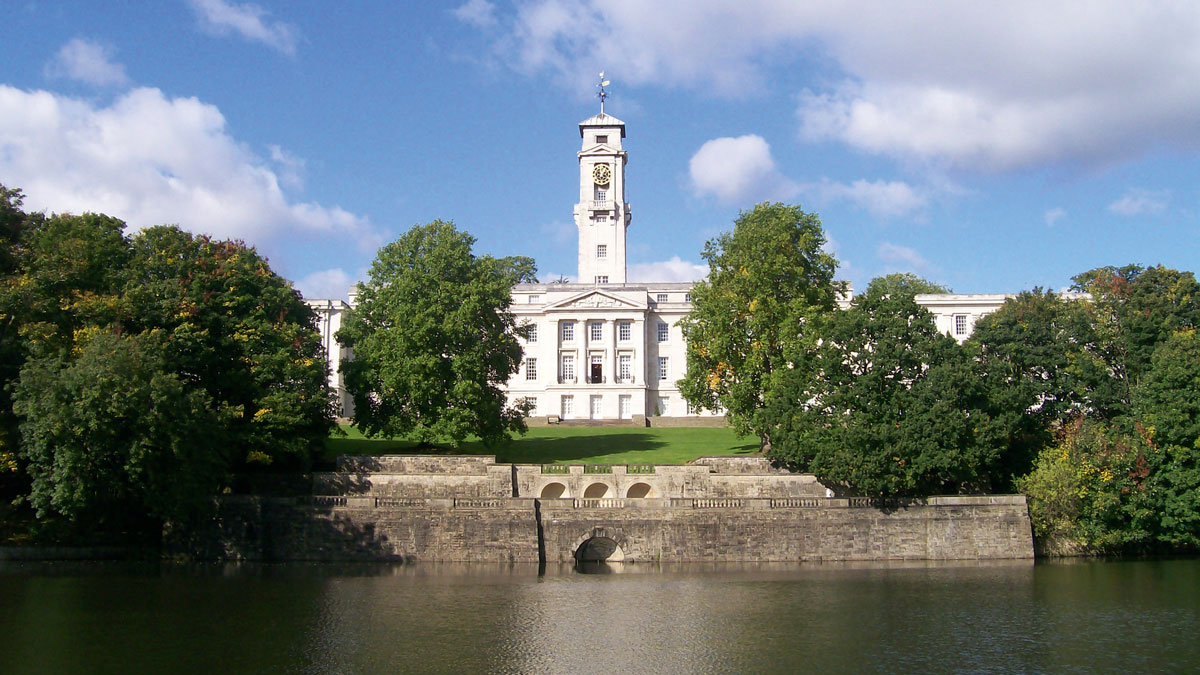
left=596, top=72, right=610, bottom=114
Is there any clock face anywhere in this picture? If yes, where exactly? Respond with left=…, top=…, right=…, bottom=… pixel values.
left=592, top=164, right=612, bottom=186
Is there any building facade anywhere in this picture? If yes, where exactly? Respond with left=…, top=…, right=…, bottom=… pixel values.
left=307, top=105, right=1029, bottom=422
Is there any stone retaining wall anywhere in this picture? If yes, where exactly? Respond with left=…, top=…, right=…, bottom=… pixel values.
left=174, top=495, right=1033, bottom=563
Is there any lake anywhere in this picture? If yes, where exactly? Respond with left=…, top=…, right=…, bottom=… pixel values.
left=2, top=558, right=1197, bottom=673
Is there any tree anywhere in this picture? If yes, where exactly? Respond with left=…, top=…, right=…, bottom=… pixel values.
left=124, top=226, right=336, bottom=471
left=765, top=283, right=1006, bottom=498
left=678, top=203, right=842, bottom=451
left=968, top=290, right=1095, bottom=482
left=1070, top=265, right=1200, bottom=414
left=14, top=333, right=225, bottom=532
left=0, top=186, right=38, bottom=477
left=337, top=220, right=530, bottom=447
left=8, top=209, right=335, bottom=533
left=865, top=272, right=950, bottom=296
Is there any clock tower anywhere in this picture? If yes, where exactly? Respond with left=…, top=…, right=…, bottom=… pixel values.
left=575, top=75, right=630, bottom=284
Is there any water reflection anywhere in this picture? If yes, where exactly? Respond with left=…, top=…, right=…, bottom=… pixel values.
left=2, top=559, right=1198, bottom=673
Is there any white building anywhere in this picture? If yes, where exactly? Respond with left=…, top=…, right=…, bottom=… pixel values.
left=307, top=100, right=1034, bottom=422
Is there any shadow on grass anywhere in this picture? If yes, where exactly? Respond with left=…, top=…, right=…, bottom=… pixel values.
left=322, top=425, right=761, bottom=466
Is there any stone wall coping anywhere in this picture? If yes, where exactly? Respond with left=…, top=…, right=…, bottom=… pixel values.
left=300, top=494, right=1028, bottom=511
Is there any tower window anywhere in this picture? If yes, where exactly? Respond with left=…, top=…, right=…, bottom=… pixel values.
left=597, top=244, right=607, bottom=259
left=596, top=135, right=608, bottom=144
left=595, top=187, right=607, bottom=201
left=594, top=213, right=608, bottom=223
left=594, top=275, right=608, bottom=284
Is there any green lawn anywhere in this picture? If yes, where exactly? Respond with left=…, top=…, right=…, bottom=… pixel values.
left=322, top=424, right=759, bottom=466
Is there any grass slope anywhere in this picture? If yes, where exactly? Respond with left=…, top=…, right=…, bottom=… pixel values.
left=323, top=425, right=758, bottom=466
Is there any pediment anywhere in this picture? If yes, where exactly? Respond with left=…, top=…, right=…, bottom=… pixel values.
left=546, top=290, right=644, bottom=311
left=581, top=143, right=615, bottom=154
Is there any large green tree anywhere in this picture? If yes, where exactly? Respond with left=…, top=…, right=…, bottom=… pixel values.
left=7, top=207, right=335, bottom=533
left=14, top=333, right=225, bottom=531
left=766, top=281, right=1006, bottom=498
left=124, top=226, right=336, bottom=471
left=337, top=220, right=531, bottom=447
left=678, top=203, right=842, bottom=451
left=967, top=290, right=1096, bottom=482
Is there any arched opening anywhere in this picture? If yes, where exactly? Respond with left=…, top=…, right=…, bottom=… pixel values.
left=583, top=483, right=609, bottom=498
left=625, top=482, right=654, bottom=498
left=539, top=482, right=567, bottom=499
left=575, top=537, right=625, bottom=562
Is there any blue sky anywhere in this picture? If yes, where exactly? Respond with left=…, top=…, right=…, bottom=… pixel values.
left=3, top=1, right=1199, bottom=299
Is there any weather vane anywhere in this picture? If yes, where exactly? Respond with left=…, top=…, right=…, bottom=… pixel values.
left=597, top=72, right=611, bottom=114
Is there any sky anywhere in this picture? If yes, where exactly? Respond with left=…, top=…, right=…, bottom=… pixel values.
left=3, top=1, right=1199, bottom=300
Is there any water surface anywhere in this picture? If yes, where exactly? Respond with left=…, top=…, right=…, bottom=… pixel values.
left=2, top=558, right=1197, bottom=673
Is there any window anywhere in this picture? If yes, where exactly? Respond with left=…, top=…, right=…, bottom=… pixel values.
left=561, top=354, right=575, bottom=382
left=595, top=275, right=608, bottom=284
left=525, top=357, right=537, bottom=381
left=561, top=395, right=574, bottom=419
left=954, top=315, right=968, bottom=336
left=528, top=295, right=540, bottom=304
left=657, top=322, right=669, bottom=342
left=656, top=293, right=668, bottom=303
left=525, top=324, right=537, bottom=343
left=597, top=244, right=607, bottom=259
left=596, top=134, right=608, bottom=144
left=658, top=357, right=669, bottom=380
left=595, top=187, right=607, bottom=201
left=618, top=354, right=631, bottom=382
left=590, top=322, right=603, bottom=341
left=619, top=395, right=631, bottom=419
left=589, top=354, right=603, bottom=383
left=618, top=321, right=631, bottom=341
left=684, top=293, right=691, bottom=302
left=521, top=396, right=537, bottom=414
left=658, top=396, right=669, bottom=415
left=594, top=213, right=608, bottom=223
left=687, top=402, right=698, bottom=416
left=561, top=321, right=575, bottom=341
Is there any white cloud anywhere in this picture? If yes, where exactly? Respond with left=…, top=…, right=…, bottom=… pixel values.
left=1108, top=189, right=1169, bottom=216
left=809, top=178, right=926, bottom=218
left=462, top=1, right=1200, bottom=170
left=689, top=135, right=797, bottom=204
left=45, top=38, right=129, bottom=86
left=628, top=256, right=707, bottom=283
left=877, top=242, right=933, bottom=274
left=187, top=0, right=298, bottom=55
left=0, top=85, right=374, bottom=252
left=295, top=267, right=357, bottom=301
left=268, top=144, right=305, bottom=191
left=453, top=0, right=498, bottom=28
left=1044, top=207, right=1066, bottom=227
